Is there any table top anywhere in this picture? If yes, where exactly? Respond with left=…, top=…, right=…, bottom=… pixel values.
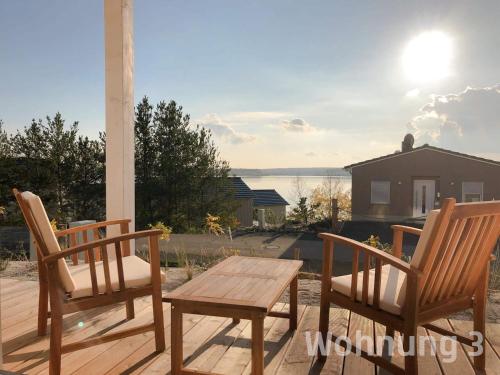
left=164, top=256, right=303, bottom=312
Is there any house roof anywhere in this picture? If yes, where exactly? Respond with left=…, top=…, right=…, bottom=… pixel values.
left=252, top=189, right=289, bottom=206
left=344, top=144, right=500, bottom=170
left=228, top=177, right=255, bottom=199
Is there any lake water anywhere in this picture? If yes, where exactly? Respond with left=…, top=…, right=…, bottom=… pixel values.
left=241, top=175, right=352, bottom=208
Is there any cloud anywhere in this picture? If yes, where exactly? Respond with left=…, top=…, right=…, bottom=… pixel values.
left=408, top=85, right=500, bottom=154
left=281, top=118, right=316, bottom=132
left=305, top=152, right=317, bottom=157
left=224, top=111, right=290, bottom=123
left=197, top=114, right=256, bottom=144
left=405, top=88, right=420, bottom=98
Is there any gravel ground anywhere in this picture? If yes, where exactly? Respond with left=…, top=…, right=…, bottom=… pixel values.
left=2, top=261, right=499, bottom=323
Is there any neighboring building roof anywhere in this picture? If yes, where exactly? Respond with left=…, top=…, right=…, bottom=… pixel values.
left=252, top=189, right=289, bottom=206
left=228, top=177, right=255, bottom=199
left=344, top=144, right=500, bottom=170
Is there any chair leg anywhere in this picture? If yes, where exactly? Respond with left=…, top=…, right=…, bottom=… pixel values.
left=126, top=299, right=135, bottom=320
left=382, top=326, right=395, bottom=359
left=38, top=280, right=49, bottom=336
left=403, top=330, right=418, bottom=375
left=152, top=293, right=165, bottom=352
left=317, top=293, right=330, bottom=360
left=473, top=265, right=488, bottom=371
left=49, top=311, right=63, bottom=375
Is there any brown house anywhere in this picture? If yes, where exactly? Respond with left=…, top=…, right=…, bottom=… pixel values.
left=229, top=177, right=255, bottom=227
left=345, top=137, right=500, bottom=221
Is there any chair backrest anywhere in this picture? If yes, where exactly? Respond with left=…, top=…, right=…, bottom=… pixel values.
left=13, top=189, right=77, bottom=293
left=411, top=198, right=500, bottom=308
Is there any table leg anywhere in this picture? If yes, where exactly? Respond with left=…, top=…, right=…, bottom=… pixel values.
left=290, top=275, right=298, bottom=330
left=251, top=316, right=264, bottom=375
left=171, top=304, right=183, bottom=375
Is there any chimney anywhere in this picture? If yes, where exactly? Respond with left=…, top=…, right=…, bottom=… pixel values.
left=402, top=133, right=414, bottom=152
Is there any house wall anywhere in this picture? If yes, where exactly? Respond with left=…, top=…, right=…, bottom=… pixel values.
left=235, top=198, right=254, bottom=227
left=351, top=148, right=500, bottom=221
left=255, top=205, right=286, bottom=226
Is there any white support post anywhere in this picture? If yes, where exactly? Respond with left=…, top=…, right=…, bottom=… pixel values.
left=104, top=0, right=135, bottom=254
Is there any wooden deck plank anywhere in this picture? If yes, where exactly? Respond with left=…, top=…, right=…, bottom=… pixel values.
left=210, top=305, right=282, bottom=374
left=448, top=318, right=500, bottom=375
left=137, top=314, right=230, bottom=374
left=1, top=282, right=38, bottom=301
left=101, top=306, right=173, bottom=374
left=307, top=307, right=350, bottom=375
left=8, top=300, right=153, bottom=374
left=70, top=308, right=161, bottom=375
left=2, top=278, right=499, bottom=375
left=188, top=316, right=252, bottom=373
left=374, top=323, right=442, bottom=375
left=415, top=326, right=443, bottom=375
left=276, top=306, right=318, bottom=374
left=425, top=319, right=475, bottom=375
left=241, top=304, right=307, bottom=375
left=486, top=321, right=500, bottom=358
left=1, top=288, right=39, bottom=311
left=342, top=312, right=375, bottom=375
left=125, top=312, right=207, bottom=375
left=0, top=278, right=21, bottom=288
left=54, top=304, right=160, bottom=375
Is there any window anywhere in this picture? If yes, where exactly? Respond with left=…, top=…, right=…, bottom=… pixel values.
left=371, top=181, right=391, bottom=204
left=462, top=182, right=483, bottom=202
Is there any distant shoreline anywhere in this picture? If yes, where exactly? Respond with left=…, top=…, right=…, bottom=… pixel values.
left=230, top=167, right=350, bottom=177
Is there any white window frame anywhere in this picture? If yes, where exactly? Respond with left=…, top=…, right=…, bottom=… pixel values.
left=371, top=181, right=391, bottom=204
left=462, top=182, right=484, bottom=202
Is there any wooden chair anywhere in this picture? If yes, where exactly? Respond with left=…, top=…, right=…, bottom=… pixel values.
left=13, top=189, right=166, bottom=375
left=317, top=198, right=500, bottom=374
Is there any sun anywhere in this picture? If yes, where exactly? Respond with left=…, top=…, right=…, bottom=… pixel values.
left=402, top=31, right=453, bottom=83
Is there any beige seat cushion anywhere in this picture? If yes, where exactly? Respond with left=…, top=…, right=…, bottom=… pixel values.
left=409, top=210, right=440, bottom=269
left=393, top=209, right=441, bottom=307
left=70, top=255, right=166, bottom=299
left=22, top=192, right=77, bottom=293
left=332, top=264, right=407, bottom=315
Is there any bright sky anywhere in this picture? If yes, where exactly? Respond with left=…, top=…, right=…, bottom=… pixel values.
left=1, top=0, right=499, bottom=168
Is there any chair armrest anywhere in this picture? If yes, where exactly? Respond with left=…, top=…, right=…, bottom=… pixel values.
left=319, top=232, right=420, bottom=309
left=43, top=229, right=162, bottom=264
left=318, top=232, right=418, bottom=275
left=391, top=225, right=422, bottom=236
left=54, top=219, right=131, bottom=238
left=390, top=225, right=422, bottom=260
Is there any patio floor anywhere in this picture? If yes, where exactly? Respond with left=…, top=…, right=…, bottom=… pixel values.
left=2, top=278, right=500, bottom=374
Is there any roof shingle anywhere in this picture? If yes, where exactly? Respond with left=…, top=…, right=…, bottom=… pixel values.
left=228, top=177, right=255, bottom=199
left=344, top=144, right=500, bottom=170
left=252, top=189, right=289, bottom=206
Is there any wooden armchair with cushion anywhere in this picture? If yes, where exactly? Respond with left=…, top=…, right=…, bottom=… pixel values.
left=13, top=189, right=166, bottom=375
left=318, top=198, right=500, bottom=375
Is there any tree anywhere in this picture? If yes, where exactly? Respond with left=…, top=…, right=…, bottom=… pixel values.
left=43, top=113, right=78, bottom=220
left=135, top=96, right=156, bottom=228
left=0, top=101, right=236, bottom=233
left=289, top=196, right=320, bottom=225
left=68, top=135, right=105, bottom=220
left=0, top=120, right=12, bottom=159
left=309, top=175, right=352, bottom=222
left=4, top=114, right=92, bottom=223
left=11, top=119, right=51, bottom=196
left=135, top=97, right=235, bottom=231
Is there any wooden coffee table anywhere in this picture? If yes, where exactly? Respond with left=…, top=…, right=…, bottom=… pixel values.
left=163, top=256, right=303, bottom=375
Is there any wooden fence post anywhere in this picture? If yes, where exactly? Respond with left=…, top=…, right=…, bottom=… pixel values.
left=331, top=198, right=339, bottom=232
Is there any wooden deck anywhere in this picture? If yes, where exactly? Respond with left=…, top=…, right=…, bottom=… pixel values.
left=2, top=278, right=500, bottom=374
